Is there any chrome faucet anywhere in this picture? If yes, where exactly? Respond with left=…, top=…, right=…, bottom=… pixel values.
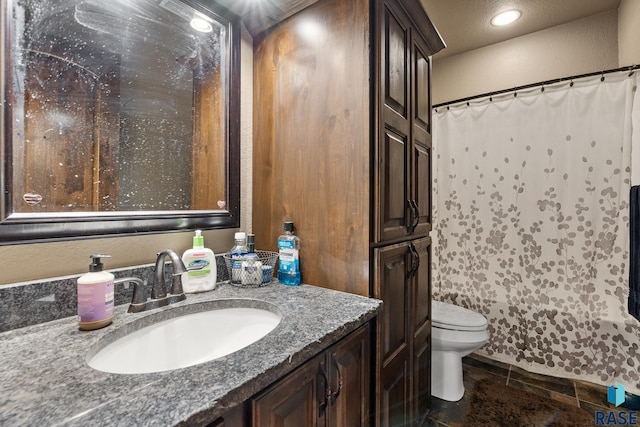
left=116, top=249, right=188, bottom=313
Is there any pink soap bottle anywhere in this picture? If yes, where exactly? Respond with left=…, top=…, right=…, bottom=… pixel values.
left=77, top=254, right=115, bottom=331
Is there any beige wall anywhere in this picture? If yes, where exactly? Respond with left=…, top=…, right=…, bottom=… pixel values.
left=432, top=11, right=619, bottom=105
left=619, top=0, right=640, bottom=66
left=0, top=26, right=254, bottom=286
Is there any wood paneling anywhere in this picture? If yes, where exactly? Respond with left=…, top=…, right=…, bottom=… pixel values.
left=252, top=0, right=371, bottom=296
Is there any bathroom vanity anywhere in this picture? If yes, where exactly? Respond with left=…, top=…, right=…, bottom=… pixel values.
left=0, top=282, right=380, bottom=426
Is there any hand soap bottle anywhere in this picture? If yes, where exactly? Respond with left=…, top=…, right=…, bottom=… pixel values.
left=182, top=229, right=217, bottom=293
left=77, top=254, right=115, bottom=331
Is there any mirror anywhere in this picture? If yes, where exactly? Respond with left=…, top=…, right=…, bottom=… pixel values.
left=1, top=0, right=240, bottom=244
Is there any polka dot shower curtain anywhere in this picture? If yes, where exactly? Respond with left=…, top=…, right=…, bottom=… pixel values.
left=432, top=71, right=640, bottom=393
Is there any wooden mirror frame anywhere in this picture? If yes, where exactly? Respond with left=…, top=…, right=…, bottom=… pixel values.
left=0, top=0, right=241, bottom=245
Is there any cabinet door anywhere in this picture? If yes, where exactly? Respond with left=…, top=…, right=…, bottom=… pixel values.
left=411, top=41, right=432, bottom=237
left=378, top=1, right=412, bottom=243
left=377, top=0, right=433, bottom=243
left=410, top=237, right=432, bottom=424
left=328, top=324, right=371, bottom=427
left=374, top=242, right=411, bottom=426
left=253, top=354, right=325, bottom=427
left=208, top=403, right=249, bottom=427
left=379, top=351, right=410, bottom=427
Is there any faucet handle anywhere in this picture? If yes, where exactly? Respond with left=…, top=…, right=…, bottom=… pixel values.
left=170, top=273, right=184, bottom=296
left=114, top=277, right=147, bottom=313
left=171, top=256, right=188, bottom=275
left=150, top=269, right=167, bottom=300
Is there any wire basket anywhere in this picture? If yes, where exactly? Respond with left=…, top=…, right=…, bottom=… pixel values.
left=223, top=250, right=279, bottom=288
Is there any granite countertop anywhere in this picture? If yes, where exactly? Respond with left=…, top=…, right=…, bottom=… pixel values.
left=0, top=283, right=381, bottom=426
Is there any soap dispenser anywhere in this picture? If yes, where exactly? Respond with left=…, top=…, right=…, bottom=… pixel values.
left=77, top=254, right=115, bottom=331
left=182, top=229, right=217, bottom=293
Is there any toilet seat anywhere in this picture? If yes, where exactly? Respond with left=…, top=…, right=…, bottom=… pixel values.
left=432, top=300, right=487, bottom=331
left=431, top=300, right=489, bottom=402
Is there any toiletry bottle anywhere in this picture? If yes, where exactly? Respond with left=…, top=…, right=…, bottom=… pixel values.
left=182, top=229, right=217, bottom=293
left=229, top=232, right=248, bottom=284
left=247, top=233, right=256, bottom=254
left=277, top=221, right=301, bottom=285
left=242, top=234, right=263, bottom=285
left=77, top=254, right=115, bottom=331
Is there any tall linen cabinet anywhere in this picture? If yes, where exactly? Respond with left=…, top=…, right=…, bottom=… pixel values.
left=252, top=0, right=445, bottom=424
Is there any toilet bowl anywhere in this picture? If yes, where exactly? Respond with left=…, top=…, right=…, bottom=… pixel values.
left=431, top=300, right=489, bottom=402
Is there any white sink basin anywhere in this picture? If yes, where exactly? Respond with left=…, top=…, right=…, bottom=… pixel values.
left=87, top=305, right=282, bottom=374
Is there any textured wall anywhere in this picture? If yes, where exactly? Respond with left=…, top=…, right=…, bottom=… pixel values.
left=432, top=11, right=619, bottom=105
left=618, top=0, right=640, bottom=67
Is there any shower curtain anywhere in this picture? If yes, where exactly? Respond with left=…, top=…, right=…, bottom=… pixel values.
left=432, top=71, right=640, bottom=393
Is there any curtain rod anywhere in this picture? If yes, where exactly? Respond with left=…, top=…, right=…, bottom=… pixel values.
left=433, top=64, right=640, bottom=109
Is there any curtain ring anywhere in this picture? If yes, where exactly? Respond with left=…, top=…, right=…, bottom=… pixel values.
left=541, top=86, right=545, bottom=92
left=601, top=72, right=605, bottom=82
left=570, top=80, right=574, bottom=87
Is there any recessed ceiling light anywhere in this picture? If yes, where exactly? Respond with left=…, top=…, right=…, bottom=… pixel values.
left=190, top=15, right=213, bottom=33
left=491, top=9, right=521, bottom=27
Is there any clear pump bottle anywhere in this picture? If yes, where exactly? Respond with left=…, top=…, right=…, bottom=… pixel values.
left=229, top=232, right=248, bottom=285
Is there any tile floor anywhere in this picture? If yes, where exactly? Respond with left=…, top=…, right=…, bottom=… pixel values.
left=427, top=353, right=640, bottom=426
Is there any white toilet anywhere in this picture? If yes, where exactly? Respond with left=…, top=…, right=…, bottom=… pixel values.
left=431, top=300, right=489, bottom=402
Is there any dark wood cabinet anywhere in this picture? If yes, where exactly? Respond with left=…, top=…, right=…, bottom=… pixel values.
left=376, top=0, right=434, bottom=244
left=411, top=237, right=432, bottom=426
left=253, top=352, right=325, bottom=426
left=212, top=324, right=371, bottom=427
left=252, top=324, right=371, bottom=427
left=252, top=0, right=443, bottom=425
left=374, top=236, right=432, bottom=425
left=376, top=1, right=437, bottom=423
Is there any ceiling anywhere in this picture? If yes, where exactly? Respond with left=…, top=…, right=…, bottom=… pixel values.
left=420, top=0, right=621, bottom=59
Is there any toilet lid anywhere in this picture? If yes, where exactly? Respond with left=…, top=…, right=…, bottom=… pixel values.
left=432, top=300, right=488, bottom=331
